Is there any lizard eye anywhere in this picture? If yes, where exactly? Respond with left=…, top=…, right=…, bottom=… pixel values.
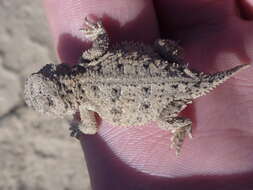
left=47, top=97, right=54, bottom=106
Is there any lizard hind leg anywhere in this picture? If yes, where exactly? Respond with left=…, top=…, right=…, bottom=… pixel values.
left=154, top=39, right=185, bottom=64
left=158, top=115, right=193, bottom=156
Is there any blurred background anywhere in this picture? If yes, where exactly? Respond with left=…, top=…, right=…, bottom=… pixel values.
left=0, top=0, right=91, bottom=189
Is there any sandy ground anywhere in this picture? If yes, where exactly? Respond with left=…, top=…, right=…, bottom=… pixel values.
left=0, top=0, right=91, bottom=189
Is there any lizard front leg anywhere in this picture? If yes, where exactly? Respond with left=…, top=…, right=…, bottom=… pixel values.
left=80, top=17, right=109, bottom=62
left=70, top=106, right=98, bottom=138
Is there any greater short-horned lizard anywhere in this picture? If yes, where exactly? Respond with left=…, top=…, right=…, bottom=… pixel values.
left=24, top=17, right=250, bottom=155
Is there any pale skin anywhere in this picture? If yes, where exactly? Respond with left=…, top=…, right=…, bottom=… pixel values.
left=44, top=0, right=253, bottom=189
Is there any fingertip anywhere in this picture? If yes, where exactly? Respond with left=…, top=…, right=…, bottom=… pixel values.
left=237, top=0, right=253, bottom=20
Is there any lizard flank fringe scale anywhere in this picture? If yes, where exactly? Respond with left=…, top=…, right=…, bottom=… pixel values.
left=24, top=17, right=250, bottom=155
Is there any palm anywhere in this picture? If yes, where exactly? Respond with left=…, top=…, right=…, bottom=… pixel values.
left=44, top=0, right=253, bottom=188
left=92, top=2, right=253, bottom=177
left=184, top=19, right=253, bottom=173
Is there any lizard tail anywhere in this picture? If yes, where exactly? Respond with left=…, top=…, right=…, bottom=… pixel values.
left=193, top=64, right=250, bottom=98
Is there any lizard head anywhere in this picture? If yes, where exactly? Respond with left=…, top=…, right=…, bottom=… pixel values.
left=24, top=72, right=67, bottom=117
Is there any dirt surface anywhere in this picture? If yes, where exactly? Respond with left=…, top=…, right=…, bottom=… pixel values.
left=0, top=0, right=91, bottom=189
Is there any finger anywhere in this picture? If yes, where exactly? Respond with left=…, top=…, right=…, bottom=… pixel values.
left=43, top=0, right=159, bottom=65
left=237, top=0, right=253, bottom=20
left=154, top=1, right=239, bottom=37
left=154, top=0, right=253, bottom=71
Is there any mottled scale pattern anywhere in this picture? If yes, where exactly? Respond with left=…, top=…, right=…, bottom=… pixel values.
left=24, top=17, right=250, bottom=155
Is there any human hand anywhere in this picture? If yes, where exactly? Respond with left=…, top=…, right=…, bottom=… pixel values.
left=43, top=0, right=253, bottom=189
